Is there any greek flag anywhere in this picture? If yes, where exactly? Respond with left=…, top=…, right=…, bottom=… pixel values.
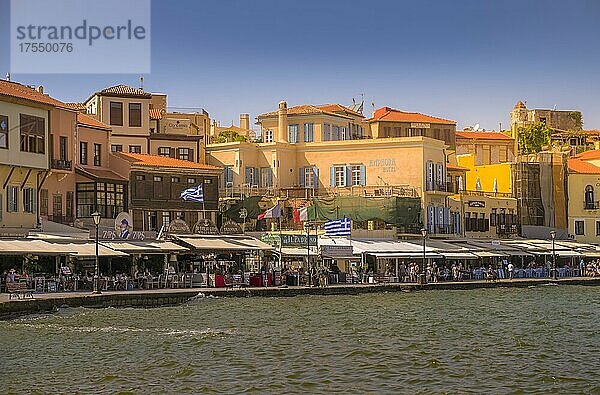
left=180, top=184, right=204, bottom=203
left=324, top=217, right=351, bottom=236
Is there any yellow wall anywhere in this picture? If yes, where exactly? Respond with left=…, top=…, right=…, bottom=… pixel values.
left=449, top=193, right=517, bottom=239
left=0, top=165, right=43, bottom=231
left=568, top=172, right=600, bottom=243
left=457, top=154, right=512, bottom=193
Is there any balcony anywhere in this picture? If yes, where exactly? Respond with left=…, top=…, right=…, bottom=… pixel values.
left=460, top=190, right=513, bottom=199
left=425, top=182, right=452, bottom=193
left=584, top=201, right=600, bottom=210
left=325, top=185, right=419, bottom=198
left=51, top=159, right=72, bottom=171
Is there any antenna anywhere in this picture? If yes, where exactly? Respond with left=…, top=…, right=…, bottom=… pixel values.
left=5, top=72, right=10, bottom=81
left=140, top=76, right=144, bottom=90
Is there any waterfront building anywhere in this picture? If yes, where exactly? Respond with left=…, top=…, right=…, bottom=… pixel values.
left=567, top=150, right=600, bottom=242
left=110, top=152, right=222, bottom=232
left=0, top=80, right=65, bottom=236
left=207, top=101, right=458, bottom=236
left=84, top=84, right=209, bottom=162
left=455, top=130, right=515, bottom=165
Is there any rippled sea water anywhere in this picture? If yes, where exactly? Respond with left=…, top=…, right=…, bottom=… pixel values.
left=1, top=286, right=600, bottom=394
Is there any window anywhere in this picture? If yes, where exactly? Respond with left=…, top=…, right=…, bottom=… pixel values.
left=304, top=123, right=314, bottom=142
left=20, top=114, right=45, bottom=153
left=260, top=167, right=273, bottom=188
left=147, top=211, right=157, bottom=231
left=332, top=125, right=340, bottom=141
left=59, top=136, right=68, bottom=161
left=300, top=166, right=318, bottom=188
left=23, top=188, right=34, bottom=213
left=158, top=147, right=170, bottom=157
left=426, top=161, right=434, bottom=191
left=0, top=115, right=8, bottom=148
left=334, top=166, right=346, bottom=187
left=323, top=124, right=331, bottom=141
left=245, top=167, right=258, bottom=186
left=129, top=145, right=141, bottom=153
left=575, top=220, right=585, bottom=236
left=288, top=124, right=299, bottom=144
left=76, top=183, right=94, bottom=218
left=408, top=128, right=425, bottom=137
left=178, top=148, right=190, bottom=161
left=80, top=142, right=88, bottom=165
left=162, top=211, right=171, bottom=228
left=585, top=185, right=595, bottom=209
left=499, top=146, right=508, bottom=162
left=350, top=165, right=366, bottom=186
left=7, top=186, right=18, bottom=212
left=491, top=208, right=497, bottom=226
left=596, top=221, right=600, bottom=236
left=111, top=144, right=123, bottom=152
left=135, top=175, right=145, bottom=181
left=66, top=191, right=73, bottom=218
left=223, top=166, right=234, bottom=187
left=187, top=178, right=196, bottom=184
left=171, top=176, right=180, bottom=183
left=110, top=102, right=123, bottom=126
left=76, top=182, right=125, bottom=219
left=154, top=176, right=163, bottom=182
left=264, top=130, right=274, bottom=143
left=93, top=143, right=101, bottom=166
left=340, top=127, right=348, bottom=140
left=129, top=103, right=142, bottom=127
left=40, top=189, right=48, bottom=216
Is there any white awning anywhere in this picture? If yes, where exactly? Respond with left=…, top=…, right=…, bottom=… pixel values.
left=58, top=243, right=128, bottom=257
left=174, top=235, right=274, bottom=251
left=279, top=247, right=319, bottom=257
left=102, top=241, right=188, bottom=254
left=369, top=251, right=443, bottom=259
left=473, top=251, right=507, bottom=258
left=0, top=239, right=78, bottom=255
left=440, top=252, right=480, bottom=260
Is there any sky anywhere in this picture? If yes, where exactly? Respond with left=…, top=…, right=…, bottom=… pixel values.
left=0, top=0, right=599, bottom=130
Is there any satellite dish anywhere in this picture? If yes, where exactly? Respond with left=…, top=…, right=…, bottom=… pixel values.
left=473, top=123, right=480, bottom=131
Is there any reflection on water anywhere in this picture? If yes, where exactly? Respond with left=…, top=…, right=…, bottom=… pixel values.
left=1, top=286, right=599, bottom=394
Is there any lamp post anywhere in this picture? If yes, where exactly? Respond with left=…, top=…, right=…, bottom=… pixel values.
left=306, top=222, right=312, bottom=287
left=239, top=208, right=247, bottom=234
left=421, top=228, right=427, bottom=285
left=91, top=211, right=102, bottom=294
left=550, top=230, right=557, bottom=280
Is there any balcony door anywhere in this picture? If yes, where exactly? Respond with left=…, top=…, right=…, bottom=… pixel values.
left=53, top=194, right=63, bottom=220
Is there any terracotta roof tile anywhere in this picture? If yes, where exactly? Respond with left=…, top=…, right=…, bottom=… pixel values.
left=0, top=80, right=66, bottom=108
left=574, top=150, right=600, bottom=160
left=316, top=104, right=364, bottom=117
left=456, top=131, right=513, bottom=140
left=258, top=104, right=353, bottom=119
left=75, top=166, right=128, bottom=181
left=368, top=106, right=455, bottom=125
left=97, top=84, right=152, bottom=98
left=149, top=108, right=164, bottom=120
left=77, top=113, right=110, bottom=130
left=116, top=152, right=221, bottom=171
left=64, top=102, right=86, bottom=111
left=568, top=158, right=600, bottom=174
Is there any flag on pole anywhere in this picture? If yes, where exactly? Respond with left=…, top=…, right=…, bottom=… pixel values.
left=292, top=207, right=309, bottom=223
left=258, top=203, right=281, bottom=220
left=324, top=217, right=351, bottom=236
left=180, top=184, right=204, bottom=203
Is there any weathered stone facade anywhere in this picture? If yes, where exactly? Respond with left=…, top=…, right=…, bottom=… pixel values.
left=510, top=100, right=582, bottom=132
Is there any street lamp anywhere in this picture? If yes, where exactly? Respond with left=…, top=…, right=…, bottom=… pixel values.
left=550, top=230, right=557, bottom=280
left=420, top=228, right=427, bottom=285
left=91, top=211, right=102, bottom=294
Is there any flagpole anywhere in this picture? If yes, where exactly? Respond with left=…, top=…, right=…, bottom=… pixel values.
left=278, top=204, right=283, bottom=271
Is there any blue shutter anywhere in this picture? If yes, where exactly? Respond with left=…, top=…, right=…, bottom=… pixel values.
left=443, top=207, right=449, bottom=230
left=299, top=167, right=305, bottom=187
left=427, top=206, right=434, bottom=233
left=330, top=166, right=336, bottom=187
left=345, top=165, right=352, bottom=187
left=313, top=167, right=319, bottom=190
left=359, top=164, right=366, bottom=186
left=33, top=188, right=37, bottom=215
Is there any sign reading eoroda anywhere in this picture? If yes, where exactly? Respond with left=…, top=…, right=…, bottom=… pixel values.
left=10, top=0, right=150, bottom=74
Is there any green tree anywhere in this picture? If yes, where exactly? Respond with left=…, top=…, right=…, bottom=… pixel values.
left=214, top=130, right=247, bottom=143
left=517, top=122, right=552, bottom=154
left=569, top=111, right=583, bottom=130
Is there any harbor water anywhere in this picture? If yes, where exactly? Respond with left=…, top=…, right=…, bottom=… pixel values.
left=1, top=285, right=599, bottom=393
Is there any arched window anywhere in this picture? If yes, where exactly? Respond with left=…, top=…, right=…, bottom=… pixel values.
left=585, top=185, right=595, bottom=209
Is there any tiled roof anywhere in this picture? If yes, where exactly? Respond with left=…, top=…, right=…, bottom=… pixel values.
left=456, top=131, right=513, bottom=140
left=75, top=166, right=128, bottom=181
left=446, top=163, right=469, bottom=171
left=77, top=113, right=110, bottom=130
left=116, top=152, right=221, bottom=171
left=368, top=106, right=455, bottom=125
left=568, top=158, right=600, bottom=174
left=316, top=104, right=364, bottom=117
left=149, top=108, right=164, bottom=120
left=97, top=84, right=152, bottom=98
left=574, top=150, right=600, bottom=160
left=0, top=80, right=67, bottom=108
left=258, top=104, right=352, bottom=119
left=64, top=102, right=86, bottom=111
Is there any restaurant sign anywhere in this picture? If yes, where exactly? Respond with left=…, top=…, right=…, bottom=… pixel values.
left=167, top=219, right=191, bottom=234
left=321, top=245, right=354, bottom=258
left=91, top=227, right=156, bottom=240
left=221, top=220, right=243, bottom=235
left=410, top=122, right=430, bottom=129
left=468, top=201, right=486, bottom=208
left=193, top=219, right=219, bottom=235
left=262, top=233, right=318, bottom=247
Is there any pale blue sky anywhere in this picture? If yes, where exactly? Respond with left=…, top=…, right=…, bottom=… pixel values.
left=0, top=0, right=599, bottom=130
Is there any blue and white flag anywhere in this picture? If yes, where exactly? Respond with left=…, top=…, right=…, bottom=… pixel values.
left=180, top=184, right=204, bottom=203
left=324, top=217, right=351, bottom=236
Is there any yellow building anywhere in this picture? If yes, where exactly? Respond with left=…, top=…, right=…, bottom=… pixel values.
left=567, top=150, right=600, bottom=242
left=456, top=154, right=513, bottom=194
left=455, top=130, right=515, bottom=165
left=0, top=80, right=62, bottom=235
left=207, top=101, right=458, bottom=235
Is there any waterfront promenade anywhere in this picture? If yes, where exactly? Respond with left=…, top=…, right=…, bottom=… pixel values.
left=1, top=276, right=599, bottom=319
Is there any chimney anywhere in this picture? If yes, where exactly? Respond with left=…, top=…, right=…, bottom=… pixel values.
left=36, top=86, right=44, bottom=94
left=240, top=113, right=250, bottom=130
left=278, top=100, right=288, bottom=143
